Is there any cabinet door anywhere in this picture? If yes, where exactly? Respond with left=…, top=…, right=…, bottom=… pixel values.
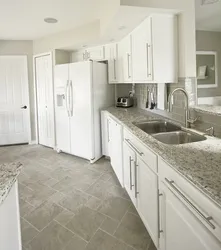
left=72, top=50, right=86, bottom=62
left=101, top=111, right=110, bottom=157
left=159, top=181, right=221, bottom=250
left=105, top=43, right=118, bottom=83
left=109, top=118, right=123, bottom=186
left=131, top=17, right=153, bottom=83
left=136, top=156, right=158, bottom=247
left=87, top=46, right=105, bottom=61
left=123, top=141, right=136, bottom=205
left=118, top=35, right=132, bottom=83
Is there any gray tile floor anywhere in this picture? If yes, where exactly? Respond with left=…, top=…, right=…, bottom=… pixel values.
left=0, top=145, right=157, bottom=250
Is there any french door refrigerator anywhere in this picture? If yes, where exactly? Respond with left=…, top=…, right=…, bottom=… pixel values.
left=54, top=61, right=114, bottom=163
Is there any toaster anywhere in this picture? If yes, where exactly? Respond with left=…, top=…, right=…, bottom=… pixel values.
left=116, top=97, right=134, bottom=108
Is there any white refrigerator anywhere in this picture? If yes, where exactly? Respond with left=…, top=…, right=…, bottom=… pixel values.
left=54, top=61, right=115, bottom=163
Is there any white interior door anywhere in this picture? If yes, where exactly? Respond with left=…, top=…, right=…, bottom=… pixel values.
left=0, top=56, right=30, bottom=145
left=35, top=54, right=54, bottom=148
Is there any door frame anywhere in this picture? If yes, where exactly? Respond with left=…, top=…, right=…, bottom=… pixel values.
left=0, top=55, right=32, bottom=145
left=33, top=52, right=55, bottom=148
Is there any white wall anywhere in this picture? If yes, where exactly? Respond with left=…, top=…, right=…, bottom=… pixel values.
left=196, top=30, right=221, bottom=97
left=0, top=40, right=35, bottom=141
left=33, top=20, right=100, bottom=54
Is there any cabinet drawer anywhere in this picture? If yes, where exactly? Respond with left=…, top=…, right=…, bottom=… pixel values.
left=124, top=129, right=157, bottom=173
left=159, top=157, right=221, bottom=242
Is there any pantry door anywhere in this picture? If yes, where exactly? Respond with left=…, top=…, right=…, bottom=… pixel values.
left=35, top=53, right=54, bottom=148
left=0, top=56, right=30, bottom=145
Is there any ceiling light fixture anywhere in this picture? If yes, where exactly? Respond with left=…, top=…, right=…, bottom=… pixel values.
left=202, top=0, right=219, bottom=5
left=44, top=17, right=58, bottom=24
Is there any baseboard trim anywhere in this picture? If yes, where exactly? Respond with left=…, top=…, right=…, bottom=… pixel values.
left=29, top=140, right=37, bottom=145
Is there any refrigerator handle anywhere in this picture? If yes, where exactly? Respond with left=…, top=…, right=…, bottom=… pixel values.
left=65, top=80, right=70, bottom=117
left=69, top=80, right=73, bottom=117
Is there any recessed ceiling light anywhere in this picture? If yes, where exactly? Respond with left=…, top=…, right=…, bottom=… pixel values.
left=202, top=0, right=219, bottom=5
left=82, top=45, right=87, bottom=48
left=110, top=39, right=115, bottom=42
left=44, top=17, right=58, bottom=24
left=118, top=26, right=126, bottom=31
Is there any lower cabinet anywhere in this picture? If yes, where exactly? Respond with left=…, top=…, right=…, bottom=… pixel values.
left=159, top=181, right=221, bottom=250
left=102, top=113, right=221, bottom=250
left=123, top=138, right=159, bottom=248
left=136, top=156, right=159, bottom=247
left=123, top=141, right=136, bottom=205
left=109, top=117, right=123, bottom=186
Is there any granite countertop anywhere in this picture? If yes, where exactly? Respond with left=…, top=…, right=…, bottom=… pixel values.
left=105, top=106, right=221, bottom=208
left=0, top=162, right=22, bottom=205
left=191, top=105, right=221, bottom=116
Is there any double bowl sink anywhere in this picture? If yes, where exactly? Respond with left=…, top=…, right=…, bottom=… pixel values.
left=133, top=120, right=206, bottom=145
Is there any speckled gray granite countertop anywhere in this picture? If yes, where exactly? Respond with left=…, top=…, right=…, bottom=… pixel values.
left=0, top=162, right=22, bottom=205
left=105, top=106, right=221, bottom=208
left=191, top=105, right=221, bottom=116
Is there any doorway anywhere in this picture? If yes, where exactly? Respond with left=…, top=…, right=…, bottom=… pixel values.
left=34, top=53, right=55, bottom=148
left=0, top=56, right=31, bottom=145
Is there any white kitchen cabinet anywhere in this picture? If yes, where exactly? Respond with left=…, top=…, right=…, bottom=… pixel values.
left=123, top=129, right=159, bottom=248
left=123, top=141, right=136, bottom=205
left=136, top=156, right=159, bottom=247
left=72, top=49, right=86, bottom=62
left=109, top=117, right=123, bottom=186
left=72, top=46, right=105, bottom=62
left=105, top=43, right=118, bottom=83
left=87, top=45, right=105, bottom=61
left=131, top=15, right=177, bottom=83
left=131, top=17, right=153, bottom=82
left=159, top=158, right=221, bottom=250
left=118, top=35, right=132, bottom=83
left=159, top=181, right=221, bottom=250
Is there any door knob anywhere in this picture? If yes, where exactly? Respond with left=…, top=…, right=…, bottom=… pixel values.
left=21, top=105, right=27, bottom=109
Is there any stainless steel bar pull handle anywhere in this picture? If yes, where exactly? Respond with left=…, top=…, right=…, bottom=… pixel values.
left=165, top=178, right=216, bottom=230
left=129, top=156, right=134, bottom=190
left=127, top=53, right=131, bottom=78
left=134, top=161, right=139, bottom=198
left=114, top=59, right=117, bottom=80
left=125, top=139, right=144, bottom=156
left=146, top=43, right=151, bottom=77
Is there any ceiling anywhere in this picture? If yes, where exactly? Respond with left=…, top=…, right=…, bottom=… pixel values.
left=195, top=0, right=221, bottom=32
left=0, top=0, right=102, bottom=40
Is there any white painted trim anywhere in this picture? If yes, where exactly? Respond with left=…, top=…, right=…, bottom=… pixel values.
left=33, top=52, right=55, bottom=148
left=29, top=140, right=37, bottom=145
left=196, top=51, right=218, bottom=89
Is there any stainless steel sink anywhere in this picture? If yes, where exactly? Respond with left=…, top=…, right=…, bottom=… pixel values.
left=152, top=131, right=206, bottom=145
left=133, top=120, right=207, bottom=145
left=133, top=120, right=181, bottom=134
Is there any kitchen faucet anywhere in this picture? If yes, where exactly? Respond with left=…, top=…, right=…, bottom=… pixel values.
left=168, top=88, right=197, bottom=128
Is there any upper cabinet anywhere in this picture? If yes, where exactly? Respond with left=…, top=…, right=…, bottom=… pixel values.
left=118, top=35, right=132, bottom=83
left=86, top=45, right=105, bottom=61
left=105, top=43, right=119, bottom=84
left=72, top=14, right=177, bottom=84
left=131, top=17, right=153, bottom=82
left=131, top=15, right=178, bottom=84
left=72, top=45, right=105, bottom=62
